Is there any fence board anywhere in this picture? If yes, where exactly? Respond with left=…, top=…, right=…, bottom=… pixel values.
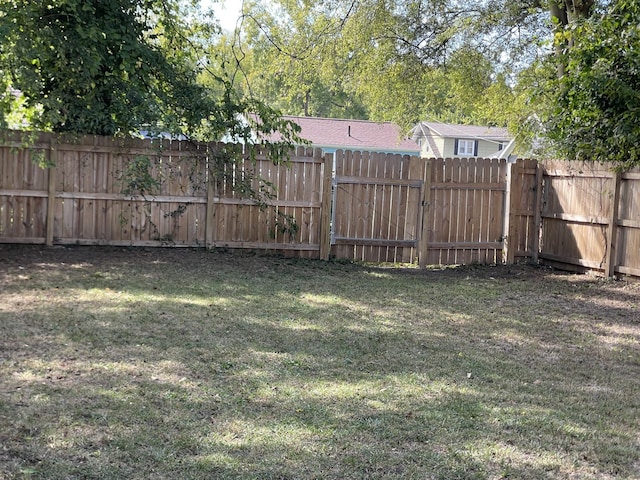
left=361, top=151, right=372, bottom=261
left=331, top=150, right=346, bottom=260
left=462, top=159, right=475, bottom=264
left=439, top=159, right=452, bottom=264
left=477, top=159, right=489, bottom=264
left=427, top=159, right=443, bottom=265
left=614, top=170, right=640, bottom=275
left=509, top=159, right=539, bottom=259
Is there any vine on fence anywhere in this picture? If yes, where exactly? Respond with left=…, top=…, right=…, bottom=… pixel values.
left=121, top=155, right=161, bottom=197
left=2, top=129, right=302, bottom=246
left=208, top=144, right=300, bottom=240
left=2, top=130, right=54, bottom=168
left=115, top=141, right=299, bottom=243
left=273, top=210, right=299, bottom=238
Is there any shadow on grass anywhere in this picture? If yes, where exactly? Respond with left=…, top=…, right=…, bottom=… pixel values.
left=0, top=246, right=639, bottom=479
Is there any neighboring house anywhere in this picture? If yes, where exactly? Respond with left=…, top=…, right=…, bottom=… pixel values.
left=276, top=116, right=421, bottom=156
left=411, top=122, right=514, bottom=159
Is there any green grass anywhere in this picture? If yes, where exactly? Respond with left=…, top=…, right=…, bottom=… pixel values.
left=0, top=246, right=639, bottom=479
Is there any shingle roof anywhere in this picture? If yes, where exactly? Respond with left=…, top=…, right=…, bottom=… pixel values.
left=279, top=116, right=420, bottom=154
left=418, top=122, right=511, bottom=141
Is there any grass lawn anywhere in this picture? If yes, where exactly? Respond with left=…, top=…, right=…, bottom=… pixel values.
left=0, top=245, right=639, bottom=479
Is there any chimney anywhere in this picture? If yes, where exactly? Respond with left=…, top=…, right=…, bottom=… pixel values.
left=348, top=125, right=351, bottom=137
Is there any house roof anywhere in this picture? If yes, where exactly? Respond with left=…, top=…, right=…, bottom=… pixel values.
left=277, top=116, right=420, bottom=154
left=414, top=122, right=512, bottom=142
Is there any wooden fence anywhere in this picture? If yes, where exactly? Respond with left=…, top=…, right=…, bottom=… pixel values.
left=331, top=150, right=423, bottom=263
left=287, top=153, right=526, bottom=266
left=539, top=160, right=640, bottom=278
left=424, top=157, right=509, bottom=266
left=0, top=131, right=331, bottom=256
left=1, top=130, right=639, bottom=278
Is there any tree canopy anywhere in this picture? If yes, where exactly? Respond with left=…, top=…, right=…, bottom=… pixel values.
left=0, top=0, right=305, bottom=236
left=213, top=0, right=554, bottom=130
left=2, top=0, right=639, bottom=167
left=210, top=0, right=640, bottom=167
left=0, top=0, right=301, bottom=148
left=541, top=0, right=640, bottom=168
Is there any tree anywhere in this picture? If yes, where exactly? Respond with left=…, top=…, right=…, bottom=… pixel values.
left=0, top=0, right=301, bottom=147
left=214, top=0, right=546, bottom=131
left=1, top=0, right=188, bottom=135
left=220, top=0, right=640, bottom=162
left=541, top=0, right=640, bottom=168
left=212, top=0, right=367, bottom=119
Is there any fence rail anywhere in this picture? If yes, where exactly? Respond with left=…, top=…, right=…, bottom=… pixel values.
left=2, top=130, right=639, bottom=278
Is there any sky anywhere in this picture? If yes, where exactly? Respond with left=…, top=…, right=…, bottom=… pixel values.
left=207, top=0, right=245, bottom=32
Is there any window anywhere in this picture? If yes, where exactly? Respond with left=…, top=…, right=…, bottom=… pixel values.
left=498, top=143, right=504, bottom=151
left=455, top=139, right=477, bottom=156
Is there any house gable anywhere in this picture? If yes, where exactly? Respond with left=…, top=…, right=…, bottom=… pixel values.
left=412, top=122, right=513, bottom=158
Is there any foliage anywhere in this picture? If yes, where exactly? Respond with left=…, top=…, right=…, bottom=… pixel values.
left=4, top=0, right=635, bottom=167
left=209, top=0, right=552, bottom=138
left=358, top=47, right=521, bottom=130
left=335, top=0, right=540, bottom=130
left=121, top=155, right=162, bottom=197
left=1, top=0, right=181, bottom=135
left=0, top=0, right=302, bottom=146
left=541, top=0, right=640, bottom=169
left=211, top=0, right=640, bottom=163
left=213, top=0, right=367, bottom=119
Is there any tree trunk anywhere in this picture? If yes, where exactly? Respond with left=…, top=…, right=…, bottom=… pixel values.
left=303, top=89, right=311, bottom=116
left=549, top=0, right=595, bottom=78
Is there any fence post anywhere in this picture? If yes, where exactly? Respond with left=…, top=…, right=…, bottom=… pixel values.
left=205, top=176, right=215, bottom=249
left=205, top=143, right=216, bottom=249
left=502, top=160, right=520, bottom=264
left=531, top=162, right=544, bottom=264
left=418, top=158, right=432, bottom=269
left=45, top=138, right=58, bottom=246
left=319, top=150, right=333, bottom=260
left=604, top=170, right=622, bottom=277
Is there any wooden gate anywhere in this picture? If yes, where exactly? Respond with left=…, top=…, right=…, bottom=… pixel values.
left=422, top=157, right=510, bottom=266
left=331, top=150, right=425, bottom=263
